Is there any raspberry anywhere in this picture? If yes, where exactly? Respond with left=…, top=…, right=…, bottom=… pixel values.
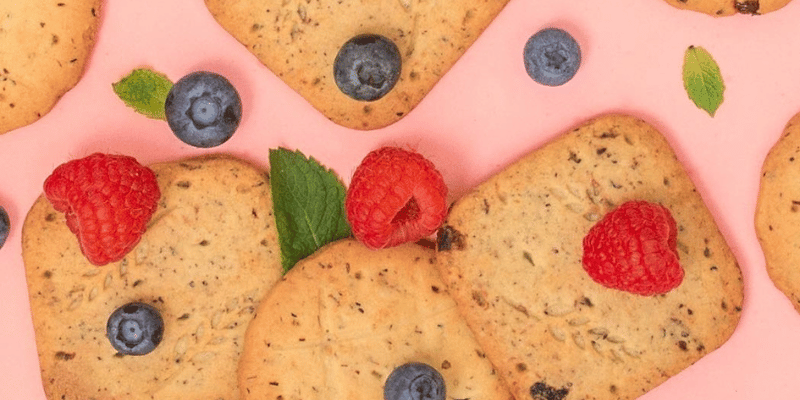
left=581, top=200, right=683, bottom=296
left=44, top=153, right=161, bottom=266
left=346, top=147, right=448, bottom=249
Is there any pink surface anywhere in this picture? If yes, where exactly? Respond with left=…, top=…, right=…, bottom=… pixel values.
left=2, top=0, right=800, bottom=398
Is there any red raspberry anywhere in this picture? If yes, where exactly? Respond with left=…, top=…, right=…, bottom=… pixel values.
left=44, top=153, right=161, bottom=266
left=581, top=200, right=683, bottom=296
left=346, top=146, right=448, bottom=249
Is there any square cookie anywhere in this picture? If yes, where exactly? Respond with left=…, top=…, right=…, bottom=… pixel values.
left=435, top=114, right=743, bottom=400
left=0, top=0, right=102, bottom=134
left=660, top=0, right=792, bottom=16
left=22, top=155, right=283, bottom=399
left=238, top=238, right=513, bottom=400
left=756, top=111, right=800, bottom=313
left=204, top=0, right=509, bottom=130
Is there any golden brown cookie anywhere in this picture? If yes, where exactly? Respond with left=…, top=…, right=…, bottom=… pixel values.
left=436, top=114, right=743, bottom=400
left=204, top=0, right=509, bottom=130
left=756, top=111, right=800, bottom=313
left=23, top=155, right=282, bottom=399
left=238, top=238, right=513, bottom=400
left=0, top=0, right=102, bottom=134
left=661, top=0, right=792, bottom=16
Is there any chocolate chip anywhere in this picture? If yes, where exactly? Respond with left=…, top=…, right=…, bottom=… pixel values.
left=735, top=0, right=760, bottom=14
left=437, top=225, right=464, bottom=251
left=55, top=351, right=75, bottom=361
left=599, top=131, right=618, bottom=139
left=530, top=381, right=570, bottom=400
left=471, top=290, right=487, bottom=308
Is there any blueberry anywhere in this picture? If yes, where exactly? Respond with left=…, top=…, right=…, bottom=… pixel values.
left=523, top=28, right=581, bottom=86
left=384, top=362, right=445, bottom=400
left=106, top=302, right=164, bottom=355
left=334, top=34, right=401, bottom=101
left=165, top=71, right=242, bottom=148
left=0, top=206, right=8, bottom=249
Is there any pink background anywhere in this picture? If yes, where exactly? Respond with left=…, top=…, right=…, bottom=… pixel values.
left=3, top=0, right=800, bottom=398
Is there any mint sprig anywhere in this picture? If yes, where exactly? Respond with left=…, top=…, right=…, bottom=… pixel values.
left=112, top=68, right=173, bottom=120
left=682, top=46, right=725, bottom=117
left=269, top=148, right=351, bottom=273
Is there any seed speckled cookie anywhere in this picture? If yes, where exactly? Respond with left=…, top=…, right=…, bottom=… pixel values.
left=238, top=238, right=513, bottom=400
left=661, top=0, right=792, bottom=16
left=436, top=114, right=743, bottom=400
left=0, top=0, right=102, bottom=134
left=756, top=111, right=800, bottom=314
left=22, top=155, right=283, bottom=399
left=204, top=0, right=509, bottom=130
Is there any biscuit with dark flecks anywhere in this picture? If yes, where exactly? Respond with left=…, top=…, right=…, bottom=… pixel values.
left=23, top=155, right=282, bottom=399
left=238, top=238, right=513, bottom=400
left=204, top=0, right=509, bottom=130
left=436, top=114, right=743, bottom=400
left=0, top=0, right=102, bottom=134
left=661, top=0, right=792, bottom=16
left=756, top=111, right=800, bottom=314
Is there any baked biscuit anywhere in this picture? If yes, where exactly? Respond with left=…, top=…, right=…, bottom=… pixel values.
left=238, top=238, right=513, bottom=400
left=756, top=111, right=800, bottom=313
left=0, top=0, right=102, bottom=134
left=204, top=0, right=509, bottom=130
left=22, top=155, right=282, bottom=399
left=661, top=0, right=792, bottom=16
left=436, top=114, right=743, bottom=400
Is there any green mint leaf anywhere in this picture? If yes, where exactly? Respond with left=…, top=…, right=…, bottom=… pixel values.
left=682, top=46, right=725, bottom=117
left=112, top=68, right=173, bottom=120
left=269, top=148, right=352, bottom=273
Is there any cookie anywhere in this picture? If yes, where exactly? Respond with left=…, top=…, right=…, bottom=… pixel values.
left=238, top=238, right=513, bottom=400
left=0, top=0, right=102, bottom=134
left=661, top=0, right=792, bottom=16
left=204, top=0, right=509, bottom=130
left=22, top=155, right=283, bottom=399
left=756, top=111, right=800, bottom=313
left=435, top=114, right=743, bottom=400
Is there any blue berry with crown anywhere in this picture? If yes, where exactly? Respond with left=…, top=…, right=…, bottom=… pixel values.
left=107, top=302, right=164, bottom=356
left=384, top=362, right=445, bottom=400
left=523, top=28, right=581, bottom=86
left=334, top=34, right=401, bottom=101
left=165, top=71, right=242, bottom=148
left=0, top=206, right=8, bottom=249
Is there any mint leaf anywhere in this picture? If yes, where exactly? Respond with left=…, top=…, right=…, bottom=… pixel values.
left=112, top=68, right=173, bottom=120
left=683, top=46, right=725, bottom=117
left=269, top=148, right=351, bottom=273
